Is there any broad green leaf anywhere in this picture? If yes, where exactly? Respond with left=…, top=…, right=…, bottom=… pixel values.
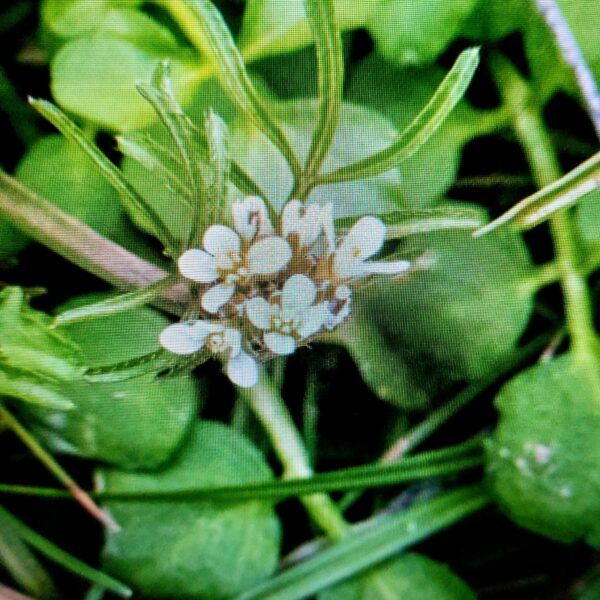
left=238, top=486, right=487, bottom=600
left=336, top=213, right=535, bottom=408
left=0, top=287, right=83, bottom=410
left=21, top=295, right=200, bottom=470
left=41, top=0, right=143, bottom=39
left=347, top=55, right=506, bottom=206
left=366, top=0, right=479, bottom=66
left=50, top=9, right=200, bottom=131
left=486, top=354, right=600, bottom=547
left=169, top=0, right=302, bottom=177
left=300, top=0, right=344, bottom=189
left=239, top=0, right=378, bottom=60
left=228, top=99, right=412, bottom=218
left=30, top=100, right=176, bottom=251
left=316, top=48, right=479, bottom=185
left=100, top=421, right=281, bottom=599
left=576, top=189, right=600, bottom=244
left=318, top=553, right=475, bottom=600
left=0, top=507, right=132, bottom=598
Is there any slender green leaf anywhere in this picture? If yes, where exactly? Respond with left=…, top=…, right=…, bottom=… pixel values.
left=336, top=205, right=486, bottom=239
left=236, top=486, right=489, bottom=600
left=0, top=507, right=132, bottom=598
left=475, top=149, right=600, bottom=236
left=0, top=439, right=482, bottom=502
left=29, top=98, right=176, bottom=251
left=83, top=349, right=176, bottom=383
left=299, top=0, right=344, bottom=193
left=315, top=47, right=480, bottom=184
left=166, top=0, right=302, bottom=178
left=0, top=509, right=58, bottom=598
left=53, top=275, right=178, bottom=327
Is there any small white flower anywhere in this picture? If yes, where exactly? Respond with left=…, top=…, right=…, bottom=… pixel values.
left=333, top=216, right=411, bottom=279
left=159, top=320, right=258, bottom=387
left=178, top=224, right=293, bottom=314
left=281, top=200, right=335, bottom=253
left=245, top=274, right=329, bottom=355
left=232, top=196, right=274, bottom=241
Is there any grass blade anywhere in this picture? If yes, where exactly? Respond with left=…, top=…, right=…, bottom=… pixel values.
left=166, top=0, right=302, bottom=179
left=237, top=486, right=488, bottom=600
left=29, top=98, right=176, bottom=252
left=316, top=48, right=480, bottom=185
left=296, top=0, right=344, bottom=197
left=475, top=149, right=600, bottom=236
left=0, top=508, right=132, bottom=598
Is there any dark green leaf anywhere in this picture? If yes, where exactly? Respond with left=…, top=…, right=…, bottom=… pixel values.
left=486, top=354, right=600, bottom=547
left=100, top=421, right=281, bottom=599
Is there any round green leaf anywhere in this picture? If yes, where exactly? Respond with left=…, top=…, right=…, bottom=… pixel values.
left=50, top=11, right=200, bottom=131
left=100, top=421, right=281, bottom=599
left=318, top=553, right=475, bottom=600
left=486, top=354, right=600, bottom=546
left=366, top=0, right=479, bottom=66
left=22, top=295, right=200, bottom=470
left=338, top=212, right=535, bottom=408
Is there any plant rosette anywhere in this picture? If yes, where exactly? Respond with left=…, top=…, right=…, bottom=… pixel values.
left=485, top=352, right=600, bottom=547
left=159, top=196, right=413, bottom=387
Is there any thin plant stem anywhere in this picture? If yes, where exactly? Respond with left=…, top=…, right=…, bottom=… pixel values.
left=494, top=57, right=600, bottom=389
left=0, top=405, right=119, bottom=532
left=239, top=373, right=349, bottom=540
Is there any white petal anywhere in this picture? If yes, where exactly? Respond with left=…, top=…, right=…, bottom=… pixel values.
left=321, top=204, right=336, bottom=255
left=223, top=327, right=242, bottom=356
left=264, top=332, right=296, bottom=355
left=281, top=274, right=317, bottom=316
left=362, top=259, right=412, bottom=275
left=245, top=297, right=272, bottom=330
left=178, top=249, right=218, bottom=283
left=332, top=253, right=362, bottom=279
left=232, top=196, right=273, bottom=241
left=281, top=200, right=302, bottom=238
left=337, top=216, right=386, bottom=263
left=247, top=236, right=292, bottom=275
left=159, top=321, right=216, bottom=355
left=300, top=204, right=324, bottom=246
left=203, top=224, right=240, bottom=257
left=201, top=283, right=235, bottom=314
left=226, top=351, right=259, bottom=388
left=297, top=303, right=328, bottom=338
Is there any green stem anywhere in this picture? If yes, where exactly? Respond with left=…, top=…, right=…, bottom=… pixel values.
left=240, top=373, right=349, bottom=540
left=494, top=57, right=600, bottom=374
left=0, top=405, right=118, bottom=532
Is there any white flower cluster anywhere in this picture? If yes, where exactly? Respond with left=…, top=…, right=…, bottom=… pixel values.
left=159, top=197, right=412, bottom=387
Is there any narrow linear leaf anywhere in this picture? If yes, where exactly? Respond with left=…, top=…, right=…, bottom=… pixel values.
left=336, top=206, right=486, bottom=239
left=83, top=350, right=175, bottom=383
left=166, top=0, right=302, bottom=178
left=316, top=47, right=480, bottom=184
left=28, top=98, right=176, bottom=251
left=0, top=440, right=482, bottom=502
left=237, top=486, right=489, bottom=600
left=475, top=149, right=600, bottom=236
left=0, top=509, right=58, bottom=598
left=0, top=508, right=132, bottom=598
left=53, top=275, right=178, bottom=327
left=300, top=0, right=344, bottom=189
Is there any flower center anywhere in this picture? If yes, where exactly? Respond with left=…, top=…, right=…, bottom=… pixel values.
left=207, top=332, right=229, bottom=355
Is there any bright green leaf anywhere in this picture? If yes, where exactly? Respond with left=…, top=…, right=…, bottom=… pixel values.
left=336, top=214, right=535, bottom=408
left=100, top=421, right=281, bottom=599
left=318, top=553, right=475, bottom=600
left=21, top=294, right=200, bottom=470
left=486, top=354, right=600, bottom=547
